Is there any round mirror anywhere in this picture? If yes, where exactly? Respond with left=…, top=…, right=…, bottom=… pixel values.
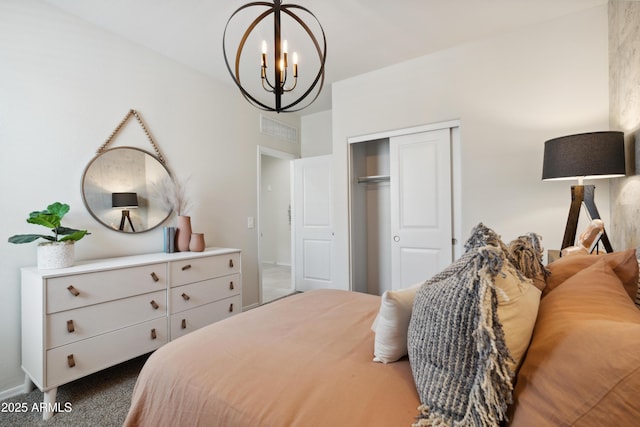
left=82, top=147, right=172, bottom=233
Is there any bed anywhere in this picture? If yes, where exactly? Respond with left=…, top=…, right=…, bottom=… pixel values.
left=124, top=231, right=640, bottom=427
left=124, top=289, right=421, bottom=426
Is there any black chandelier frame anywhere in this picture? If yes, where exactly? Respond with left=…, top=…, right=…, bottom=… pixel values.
left=223, top=0, right=327, bottom=113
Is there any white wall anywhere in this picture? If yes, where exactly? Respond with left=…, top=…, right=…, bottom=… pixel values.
left=331, top=6, right=610, bottom=288
left=301, top=110, right=332, bottom=157
left=0, top=0, right=299, bottom=396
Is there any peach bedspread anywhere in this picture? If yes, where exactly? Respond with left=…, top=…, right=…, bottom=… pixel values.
left=124, top=289, right=420, bottom=427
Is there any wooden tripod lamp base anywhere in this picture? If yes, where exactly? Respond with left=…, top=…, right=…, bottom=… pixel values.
left=561, top=185, right=613, bottom=252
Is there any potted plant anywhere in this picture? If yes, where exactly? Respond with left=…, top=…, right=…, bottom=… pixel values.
left=8, top=202, right=90, bottom=269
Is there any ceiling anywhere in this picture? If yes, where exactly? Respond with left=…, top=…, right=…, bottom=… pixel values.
left=44, top=0, right=606, bottom=114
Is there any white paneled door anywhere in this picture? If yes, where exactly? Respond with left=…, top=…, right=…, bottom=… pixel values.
left=292, top=155, right=336, bottom=291
left=390, top=129, right=453, bottom=288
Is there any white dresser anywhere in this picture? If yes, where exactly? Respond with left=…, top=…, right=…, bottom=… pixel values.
left=21, top=247, right=241, bottom=420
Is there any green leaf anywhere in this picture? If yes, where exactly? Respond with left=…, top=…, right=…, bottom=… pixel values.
left=8, top=234, right=55, bottom=244
left=27, top=213, right=61, bottom=229
left=55, top=226, right=80, bottom=235
left=46, top=202, right=70, bottom=219
left=59, top=230, right=89, bottom=242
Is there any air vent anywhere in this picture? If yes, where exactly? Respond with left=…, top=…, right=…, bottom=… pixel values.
left=260, top=115, right=298, bottom=143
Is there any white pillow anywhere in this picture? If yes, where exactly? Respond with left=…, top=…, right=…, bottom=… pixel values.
left=371, top=283, right=422, bottom=363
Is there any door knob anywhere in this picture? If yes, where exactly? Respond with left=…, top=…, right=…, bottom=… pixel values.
left=393, top=235, right=400, bottom=242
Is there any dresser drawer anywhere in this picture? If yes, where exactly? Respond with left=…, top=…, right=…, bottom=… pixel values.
left=170, top=252, right=240, bottom=287
left=46, top=263, right=167, bottom=314
left=170, top=295, right=241, bottom=340
left=170, top=274, right=240, bottom=314
left=45, top=317, right=167, bottom=388
left=47, top=290, right=167, bottom=349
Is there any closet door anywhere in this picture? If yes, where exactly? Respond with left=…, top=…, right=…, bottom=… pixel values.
left=390, top=129, right=452, bottom=288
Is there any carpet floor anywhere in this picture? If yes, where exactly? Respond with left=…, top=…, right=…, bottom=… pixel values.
left=0, top=353, right=149, bottom=427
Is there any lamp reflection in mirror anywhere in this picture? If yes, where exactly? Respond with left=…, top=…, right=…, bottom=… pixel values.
left=542, top=131, right=625, bottom=252
left=112, top=192, right=139, bottom=232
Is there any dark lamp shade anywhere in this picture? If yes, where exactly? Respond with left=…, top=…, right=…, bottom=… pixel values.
left=112, top=192, right=139, bottom=208
left=542, top=131, right=625, bottom=181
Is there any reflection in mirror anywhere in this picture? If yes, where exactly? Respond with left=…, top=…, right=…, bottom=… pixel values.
left=82, top=147, right=172, bottom=233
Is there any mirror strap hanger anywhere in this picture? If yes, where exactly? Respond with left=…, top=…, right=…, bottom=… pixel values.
left=96, top=109, right=166, bottom=164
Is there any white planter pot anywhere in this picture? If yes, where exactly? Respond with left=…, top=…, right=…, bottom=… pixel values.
left=37, top=241, right=75, bottom=269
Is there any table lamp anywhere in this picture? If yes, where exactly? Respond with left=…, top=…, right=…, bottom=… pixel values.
left=542, top=131, right=625, bottom=252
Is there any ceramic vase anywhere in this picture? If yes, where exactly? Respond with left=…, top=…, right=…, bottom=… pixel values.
left=189, top=233, right=205, bottom=252
left=37, top=241, right=74, bottom=269
left=175, top=215, right=192, bottom=252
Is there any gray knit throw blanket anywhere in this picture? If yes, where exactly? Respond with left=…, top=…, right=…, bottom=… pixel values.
left=407, top=245, right=513, bottom=427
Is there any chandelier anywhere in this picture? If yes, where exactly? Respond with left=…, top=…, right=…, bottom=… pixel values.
left=223, top=0, right=327, bottom=113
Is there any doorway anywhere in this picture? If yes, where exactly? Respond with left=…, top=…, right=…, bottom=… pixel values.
left=258, top=147, right=297, bottom=304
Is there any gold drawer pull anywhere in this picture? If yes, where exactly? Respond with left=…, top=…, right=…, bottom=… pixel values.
left=228, top=259, right=234, bottom=268
left=181, top=264, right=192, bottom=271
left=181, top=319, right=187, bottom=329
left=67, top=285, right=80, bottom=297
left=151, top=328, right=157, bottom=340
left=150, top=300, right=159, bottom=310
left=181, top=293, right=190, bottom=301
left=67, top=354, right=76, bottom=368
left=150, top=272, right=159, bottom=282
left=229, top=303, right=234, bottom=313
left=229, top=281, right=234, bottom=290
left=67, top=320, right=75, bottom=333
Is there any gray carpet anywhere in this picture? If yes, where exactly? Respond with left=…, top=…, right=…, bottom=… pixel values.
left=0, top=353, right=149, bottom=427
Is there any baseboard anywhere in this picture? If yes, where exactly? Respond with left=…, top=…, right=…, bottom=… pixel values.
left=261, top=261, right=291, bottom=267
left=243, top=302, right=260, bottom=311
left=0, top=382, right=30, bottom=401
left=0, top=374, right=37, bottom=401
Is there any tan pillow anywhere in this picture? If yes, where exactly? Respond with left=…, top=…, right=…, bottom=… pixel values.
left=371, top=283, right=422, bottom=363
left=509, top=259, right=640, bottom=426
left=494, top=263, right=541, bottom=374
left=545, top=248, right=638, bottom=301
